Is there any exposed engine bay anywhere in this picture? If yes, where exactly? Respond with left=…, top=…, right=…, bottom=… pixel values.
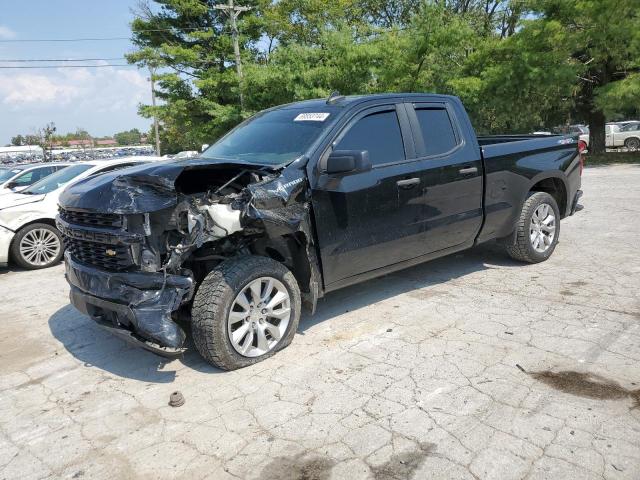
left=56, top=161, right=321, bottom=356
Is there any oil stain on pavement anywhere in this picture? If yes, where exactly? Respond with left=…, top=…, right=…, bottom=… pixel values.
left=259, top=442, right=436, bottom=480
left=530, top=370, right=640, bottom=409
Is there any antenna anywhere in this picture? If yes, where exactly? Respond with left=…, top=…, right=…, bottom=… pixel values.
left=326, top=91, right=345, bottom=105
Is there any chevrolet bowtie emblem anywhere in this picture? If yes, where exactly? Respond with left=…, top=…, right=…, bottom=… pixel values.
left=105, top=249, right=117, bottom=256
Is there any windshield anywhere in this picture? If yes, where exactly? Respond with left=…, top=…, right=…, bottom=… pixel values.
left=201, top=109, right=334, bottom=165
left=22, top=164, right=92, bottom=195
left=0, top=168, right=21, bottom=183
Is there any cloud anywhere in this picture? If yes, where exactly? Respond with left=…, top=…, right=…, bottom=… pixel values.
left=0, top=74, right=79, bottom=104
left=0, top=66, right=151, bottom=141
left=0, top=26, right=16, bottom=39
left=0, top=66, right=148, bottom=109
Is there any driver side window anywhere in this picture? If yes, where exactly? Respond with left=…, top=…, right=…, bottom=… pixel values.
left=336, top=109, right=405, bottom=166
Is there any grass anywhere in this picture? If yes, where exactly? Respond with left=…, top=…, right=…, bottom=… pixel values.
left=584, top=151, right=640, bottom=166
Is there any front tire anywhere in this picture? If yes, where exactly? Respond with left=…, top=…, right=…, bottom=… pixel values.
left=10, top=223, right=63, bottom=269
left=191, top=255, right=301, bottom=370
left=506, top=192, right=560, bottom=263
left=624, top=137, right=640, bottom=151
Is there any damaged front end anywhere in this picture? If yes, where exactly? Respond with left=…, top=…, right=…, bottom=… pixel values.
left=57, top=160, right=319, bottom=357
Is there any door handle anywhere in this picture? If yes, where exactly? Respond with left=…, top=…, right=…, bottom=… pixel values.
left=396, top=178, right=420, bottom=189
left=459, top=166, right=478, bottom=175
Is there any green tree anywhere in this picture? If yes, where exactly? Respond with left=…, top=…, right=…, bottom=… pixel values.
left=11, top=134, right=24, bottom=146
left=128, top=0, right=639, bottom=153
left=475, top=0, right=640, bottom=151
left=114, top=128, right=142, bottom=146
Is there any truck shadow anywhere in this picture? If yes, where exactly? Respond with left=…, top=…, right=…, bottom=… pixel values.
left=298, top=242, right=518, bottom=331
left=48, top=242, right=521, bottom=381
left=48, top=305, right=186, bottom=382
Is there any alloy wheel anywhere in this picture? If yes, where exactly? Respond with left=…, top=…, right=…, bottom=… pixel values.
left=529, top=203, right=556, bottom=253
left=19, top=228, right=61, bottom=267
left=227, top=277, right=291, bottom=357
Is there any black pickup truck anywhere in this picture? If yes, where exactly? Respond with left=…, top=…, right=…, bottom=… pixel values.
left=57, top=93, right=583, bottom=370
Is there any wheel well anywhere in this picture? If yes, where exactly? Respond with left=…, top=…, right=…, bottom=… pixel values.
left=624, top=136, right=640, bottom=145
left=23, top=218, right=57, bottom=229
left=530, top=178, right=567, bottom=217
left=251, top=232, right=313, bottom=293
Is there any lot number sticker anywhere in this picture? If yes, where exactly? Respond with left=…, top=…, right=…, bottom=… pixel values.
left=294, top=113, right=330, bottom=122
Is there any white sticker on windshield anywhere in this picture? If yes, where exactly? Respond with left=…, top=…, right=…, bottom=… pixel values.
left=294, top=112, right=330, bottom=122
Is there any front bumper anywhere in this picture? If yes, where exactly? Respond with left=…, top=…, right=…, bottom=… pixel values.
left=0, top=225, right=15, bottom=267
left=65, top=252, right=193, bottom=357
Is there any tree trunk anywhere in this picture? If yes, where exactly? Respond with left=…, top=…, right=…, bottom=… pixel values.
left=588, top=110, right=606, bottom=155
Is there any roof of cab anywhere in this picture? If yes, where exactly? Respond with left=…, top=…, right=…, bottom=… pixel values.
left=277, top=93, right=456, bottom=111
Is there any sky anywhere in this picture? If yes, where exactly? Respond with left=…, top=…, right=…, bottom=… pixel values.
left=0, top=0, right=152, bottom=145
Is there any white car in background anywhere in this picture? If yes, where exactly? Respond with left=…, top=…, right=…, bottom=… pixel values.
left=579, top=123, right=640, bottom=151
left=0, top=157, right=160, bottom=270
left=0, top=162, right=72, bottom=196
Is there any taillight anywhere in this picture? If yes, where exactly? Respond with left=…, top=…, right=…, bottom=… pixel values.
left=578, top=140, right=587, bottom=153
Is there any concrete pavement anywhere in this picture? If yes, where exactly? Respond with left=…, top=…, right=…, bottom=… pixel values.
left=1, top=164, right=639, bottom=479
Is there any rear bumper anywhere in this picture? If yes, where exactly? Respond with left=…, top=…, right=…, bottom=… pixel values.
left=65, top=252, right=193, bottom=355
left=0, top=225, right=15, bottom=267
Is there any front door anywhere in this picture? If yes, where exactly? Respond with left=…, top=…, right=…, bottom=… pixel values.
left=311, top=104, right=428, bottom=287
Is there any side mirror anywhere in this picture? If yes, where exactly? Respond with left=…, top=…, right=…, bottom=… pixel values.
left=5, top=182, right=17, bottom=189
left=325, top=150, right=370, bottom=174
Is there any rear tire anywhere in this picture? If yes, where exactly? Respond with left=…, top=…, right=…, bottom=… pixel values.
left=11, top=223, right=63, bottom=270
left=506, top=192, right=560, bottom=263
left=191, top=255, right=301, bottom=370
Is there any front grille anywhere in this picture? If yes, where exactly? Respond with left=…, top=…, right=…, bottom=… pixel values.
left=64, top=237, right=134, bottom=271
left=59, top=208, right=123, bottom=229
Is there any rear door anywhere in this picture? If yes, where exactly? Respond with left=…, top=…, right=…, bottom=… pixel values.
left=405, top=101, right=483, bottom=252
left=311, top=103, right=430, bottom=286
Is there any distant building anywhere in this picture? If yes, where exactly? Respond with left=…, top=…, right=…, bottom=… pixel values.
left=67, top=139, right=93, bottom=147
left=96, top=139, right=117, bottom=146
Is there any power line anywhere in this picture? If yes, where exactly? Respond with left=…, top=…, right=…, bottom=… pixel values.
left=0, top=64, right=134, bottom=69
left=0, top=37, right=131, bottom=43
left=0, top=58, right=124, bottom=62
left=0, top=26, right=216, bottom=43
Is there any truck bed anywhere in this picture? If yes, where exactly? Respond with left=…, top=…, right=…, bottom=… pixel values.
left=478, top=134, right=577, bottom=160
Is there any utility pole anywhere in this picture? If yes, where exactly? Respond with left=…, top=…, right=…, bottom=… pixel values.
left=149, top=66, right=161, bottom=156
left=213, top=0, right=251, bottom=109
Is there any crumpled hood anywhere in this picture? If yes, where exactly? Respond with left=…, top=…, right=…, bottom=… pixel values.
left=59, top=161, right=183, bottom=214
left=0, top=192, right=45, bottom=210
left=58, top=157, right=268, bottom=214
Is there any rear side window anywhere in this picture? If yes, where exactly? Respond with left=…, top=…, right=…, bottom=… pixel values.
left=13, top=166, right=55, bottom=186
left=336, top=110, right=405, bottom=166
left=414, top=107, right=458, bottom=156
left=12, top=171, right=34, bottom=185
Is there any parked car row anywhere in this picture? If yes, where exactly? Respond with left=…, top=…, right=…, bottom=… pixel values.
left=0, top=157, right=161, bottom=270
left=0, top=146, right=156, bottom=165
